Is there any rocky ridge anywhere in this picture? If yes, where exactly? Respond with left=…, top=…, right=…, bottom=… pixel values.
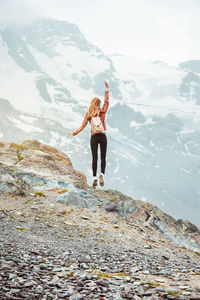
left=0, top=139, right=200, bottom=299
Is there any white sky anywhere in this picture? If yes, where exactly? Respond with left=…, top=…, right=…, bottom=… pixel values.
left=0, top=0, right=200, bottom=64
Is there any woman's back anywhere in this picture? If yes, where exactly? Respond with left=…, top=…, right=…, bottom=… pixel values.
left=68, top=81, right=109, bottom=188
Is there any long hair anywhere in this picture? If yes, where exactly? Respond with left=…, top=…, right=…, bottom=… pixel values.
left=86, top=97, right=101, bottom=119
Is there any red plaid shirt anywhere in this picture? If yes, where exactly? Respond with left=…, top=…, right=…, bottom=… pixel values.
left=73, top=90, right=109, bottom=136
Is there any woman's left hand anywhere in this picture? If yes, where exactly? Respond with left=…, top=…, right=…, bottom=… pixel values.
left=68, top=132, right=74, bottom=136
left=104, top=81, right=109, bottom=90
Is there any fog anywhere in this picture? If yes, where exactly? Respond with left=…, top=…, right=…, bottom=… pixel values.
left=0, top=0, right=200, bottom=64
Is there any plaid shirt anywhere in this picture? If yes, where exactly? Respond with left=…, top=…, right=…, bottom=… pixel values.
left=73, top=90, right=109, bottom=136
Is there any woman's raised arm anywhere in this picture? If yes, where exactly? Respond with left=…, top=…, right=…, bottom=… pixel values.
left=101, top=81, right=109, bottom=113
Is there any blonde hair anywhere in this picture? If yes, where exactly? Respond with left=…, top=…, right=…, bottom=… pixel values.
left=86, top=97, right=101, bottom=119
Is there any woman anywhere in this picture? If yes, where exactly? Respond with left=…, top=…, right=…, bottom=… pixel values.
left=69, top=81, right=109, bottom=188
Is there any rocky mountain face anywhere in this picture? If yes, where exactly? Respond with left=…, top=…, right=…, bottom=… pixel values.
left=179, top=60, right=200, bottom=105
left=1, top=139, right=200, bottom=299
left=0, top=19, right=200, bottom=228
left=0, top=139, right=200, bottom=251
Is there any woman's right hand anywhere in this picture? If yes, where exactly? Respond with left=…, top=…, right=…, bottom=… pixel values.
left=68, top=132, right=74, bottom=136
left=104, top=81, right=109, bottom=90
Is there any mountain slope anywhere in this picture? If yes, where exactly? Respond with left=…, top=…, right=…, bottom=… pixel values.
left=1, top=139, right=200, bottom=299
left=0, top=139, right=200, bottom=251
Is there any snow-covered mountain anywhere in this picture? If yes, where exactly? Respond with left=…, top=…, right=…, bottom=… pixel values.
left=0, top=19, right=200, bottom=228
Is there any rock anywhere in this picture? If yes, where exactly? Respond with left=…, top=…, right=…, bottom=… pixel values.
left=158, top=269, right=170, bottom=275
left=86, top=281, right=96, bottom=287
left=130, top=266, right=140, bottom=273
left=142, top=270, right=150, bottom=274
left=56, top=191, right=99, bottom=208
left=79, top=274, right=88, bottom=281
left=165, top=288, right=179, bottom=294
left=80, top=263, right=88, bottom=269
left=111, top=219, right=117, bottom=224
left=101, top=194, right=136, bottom=217
left=64, top=221, right=74, bottom=226
left=81, top=215, right=90, bottom=220
left=69, top=294, right=82, bottom=300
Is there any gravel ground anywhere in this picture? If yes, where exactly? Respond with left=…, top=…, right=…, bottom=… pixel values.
left=1, top=195, right=200, bottom=300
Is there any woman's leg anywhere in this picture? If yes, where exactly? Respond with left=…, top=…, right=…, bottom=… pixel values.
left=90, top=134, right=98, bottom=176
left=99, top=133, right=107, bottom=174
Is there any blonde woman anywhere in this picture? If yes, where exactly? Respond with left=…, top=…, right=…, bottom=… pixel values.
left=69, top=82, right=109, bottom=188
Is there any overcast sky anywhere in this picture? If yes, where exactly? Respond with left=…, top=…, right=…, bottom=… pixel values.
left=0, top=0, right=200, bottom=64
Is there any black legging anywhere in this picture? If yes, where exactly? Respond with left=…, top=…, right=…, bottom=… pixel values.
left=90, top=133, right=107, bottom=177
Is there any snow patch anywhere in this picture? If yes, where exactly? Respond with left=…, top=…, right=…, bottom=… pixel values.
left=130, top=121, right=141, bottom=127
left=19, top=115, right=38, bottom=123
left=7, top=116, right=43, bottom=133
left=113, top=166, right=119, bottom=173
left=141, top=197, right=147, bottom=202
left=0, top=36, right=42, bottom=113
